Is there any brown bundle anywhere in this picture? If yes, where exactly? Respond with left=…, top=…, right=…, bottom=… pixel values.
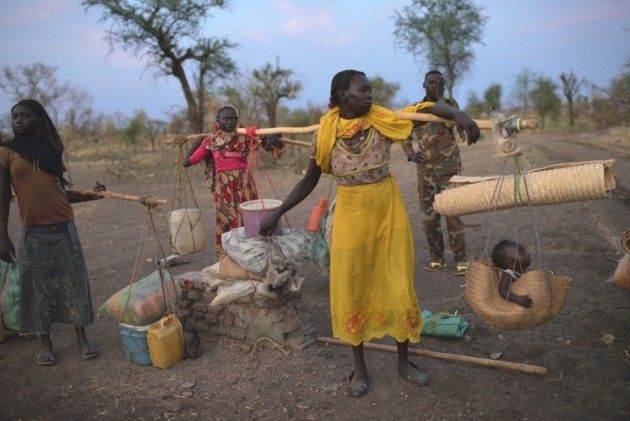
left=613, top=254, right=630, bottom=290
left=465, top=260, right=572, bottom=330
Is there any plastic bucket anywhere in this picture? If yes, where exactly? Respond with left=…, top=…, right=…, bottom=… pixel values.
left=239, top=199, right=282, bottom=238
left=119, top=323, right=152, bottom=366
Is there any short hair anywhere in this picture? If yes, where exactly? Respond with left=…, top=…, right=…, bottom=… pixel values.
left=216, top=105, right=239, bottom=120
left=491, top=239, right=525, bottom=266
left=329, top=69, right=366, bottom=106
left=424, top=70, right=443, bottom=80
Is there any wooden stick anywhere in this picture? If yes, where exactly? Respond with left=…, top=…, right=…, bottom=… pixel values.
left=316, top=336, right=548, bottom=376
left=279, top=137, right=312, bottom=148
left=168, top=115, right=539, bottom=146
left=68, top=189, right=167, bottom=206
left=395, top=112, right=493, bottom=129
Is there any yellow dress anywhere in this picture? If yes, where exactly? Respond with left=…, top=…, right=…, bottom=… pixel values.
left=326, top=128, right=422, bottom=345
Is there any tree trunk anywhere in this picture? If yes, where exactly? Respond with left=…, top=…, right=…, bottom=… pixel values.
left=170, top=57, right=201, bottom=132
left=568, top=99, right=575, bottom=128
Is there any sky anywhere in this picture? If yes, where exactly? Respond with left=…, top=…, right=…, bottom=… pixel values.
left=0, top=0, right=629, bottom=121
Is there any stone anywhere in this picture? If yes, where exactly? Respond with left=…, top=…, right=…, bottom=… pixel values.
left=181, top=382, right=195, bottom=389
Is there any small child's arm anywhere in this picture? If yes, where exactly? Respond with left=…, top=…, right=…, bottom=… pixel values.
left=499, top=271, right=533, bottom=308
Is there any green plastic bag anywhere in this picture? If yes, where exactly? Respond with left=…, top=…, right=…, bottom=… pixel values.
left=420, top=310, right=469, bottom=339
left=0, top=259, right=21, bottom=331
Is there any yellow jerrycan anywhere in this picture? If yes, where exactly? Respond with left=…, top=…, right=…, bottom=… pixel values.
left=147, top=314, right=184, bottom=369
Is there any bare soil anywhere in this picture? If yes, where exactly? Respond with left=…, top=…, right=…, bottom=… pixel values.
left=1, top=129, right=629, bottom=420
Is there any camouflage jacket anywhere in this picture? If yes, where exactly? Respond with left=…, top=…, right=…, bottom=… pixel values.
left=407, top=98, right=462, bottom=177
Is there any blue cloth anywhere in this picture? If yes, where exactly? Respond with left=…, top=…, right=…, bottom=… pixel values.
left=421, top=310, right=469, bottom=338
left=19, top=220, right=94, bottom=334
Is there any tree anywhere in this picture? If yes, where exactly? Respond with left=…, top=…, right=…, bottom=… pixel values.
left=512, top=69, right=536, bottom=114
left=464, top=91, right=485, bottom=117
left=0, top=63, right=67, bottom=120
left=530, top=76, right=561, bottom=129
left=369, top=75, right=400, bottom=108
left=393, top=0, right=487, bottom=98
left=250, top=59, right=302, bottom=127
left=83, top=0, right=237, bottom=132
left=147, top=119, right=168, bottom=151
left=0, top=63, right=98, bottom=142
left=559, top=71, right=585, bottom=127
left=483, top=83, right=502, bottom=114
left=122, top=109, right=149, bottom=151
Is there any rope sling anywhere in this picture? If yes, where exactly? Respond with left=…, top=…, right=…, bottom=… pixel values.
left=464, top=118, right=572, bottom=330
left=168, top=144, right=204, bottom=255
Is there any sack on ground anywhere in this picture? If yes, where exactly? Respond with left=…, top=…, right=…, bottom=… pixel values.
left=210, top=280, right=256, bottom=307
left=222, top=228, right=310, bottom=274
left=217, top=254, right=264, bottom=281
left=99, top=270, right=178, bottom=326
left=0, top=259, right=20, bottom=331
left=420, top=310, right=469, bottom=338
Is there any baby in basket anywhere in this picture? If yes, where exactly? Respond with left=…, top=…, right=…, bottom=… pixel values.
left=491, top=240, right=533, bottom=308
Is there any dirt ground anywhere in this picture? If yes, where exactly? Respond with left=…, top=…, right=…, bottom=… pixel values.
left=1, top=128, right=629, bottom=420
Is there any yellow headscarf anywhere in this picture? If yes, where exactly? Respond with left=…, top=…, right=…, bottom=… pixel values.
left=315, top=104, right=414, bottom=173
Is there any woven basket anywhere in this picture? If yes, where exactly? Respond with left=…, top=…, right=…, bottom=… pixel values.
left=465, top=260, right=572, bottom=330
left=613, top=254, right=630, bottom=290
left=621, top=230, right=630, bottom=255
left=435, top=160, right=615, bottom=217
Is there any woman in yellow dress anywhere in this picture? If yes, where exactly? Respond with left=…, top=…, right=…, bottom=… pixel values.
left=259, top=70, right=445, bottom=397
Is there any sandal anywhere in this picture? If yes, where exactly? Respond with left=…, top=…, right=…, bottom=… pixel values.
left=81, top=343, right=99, bottom=360
left=399, top=361, right=429, bottom=387
left=423, top=261, right=447, bottom=272
left=37, top=350, right=56, bottom=366
left=347, top=371, right=370, bottom=398
left=453, top=263, right=467, bottom=276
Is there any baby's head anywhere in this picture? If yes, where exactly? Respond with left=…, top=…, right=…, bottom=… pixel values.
left=491, top=239, right=531, bottom=272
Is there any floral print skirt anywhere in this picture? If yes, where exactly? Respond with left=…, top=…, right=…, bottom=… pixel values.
left=212, top=169, right=258, bottom=254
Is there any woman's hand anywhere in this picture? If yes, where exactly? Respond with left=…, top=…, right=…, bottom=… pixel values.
left=94, top=180, right=106, bottom=192
left=259, top=212, right=281, bottom=237
left=454, top=111, right=480, bottom=145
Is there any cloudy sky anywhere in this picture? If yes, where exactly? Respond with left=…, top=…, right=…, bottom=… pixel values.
left=0, top=0, right=628, bottom=121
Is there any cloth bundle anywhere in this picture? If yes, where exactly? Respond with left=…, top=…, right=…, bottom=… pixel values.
left=420, top=310, right=469, bottom=338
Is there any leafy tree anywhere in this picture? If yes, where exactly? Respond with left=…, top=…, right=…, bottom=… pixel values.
left=483, top=83, right=502, bottom=114
left=464, top=91, right=485, bottom=117
left=559, top=71, right=585, bottom=127
left=83, top=0, right=237, bottom=132
left=511, top=68, right=536, bottom=113
left=122, top=109, right=149, bottom=151
left=589, top=62, right=630, bottom=127
left=250, top=59, right=302, bottom=127
left=530, top=76, right=561, bottom=128
left=393, top=0, right=487, bottom=98
left=369, top=75, right=400, bottom=108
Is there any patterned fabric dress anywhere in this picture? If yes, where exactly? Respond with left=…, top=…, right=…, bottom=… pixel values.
left=323, top=128, right=422, bottom=345
left=198, top=130, right=259, bottom=254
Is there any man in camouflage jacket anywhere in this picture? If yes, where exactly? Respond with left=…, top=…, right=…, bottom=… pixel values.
left=402, top=70, right=480, bottom=275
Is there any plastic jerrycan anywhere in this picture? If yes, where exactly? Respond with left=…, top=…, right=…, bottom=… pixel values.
left=147, top=314, right=184, bottom=369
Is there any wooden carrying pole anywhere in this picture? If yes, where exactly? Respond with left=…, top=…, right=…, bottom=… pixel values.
left=68, top=189, right=167, bottom=206
left=316, top=336, right=548, bottom=376
left=168, top=114, right=540, bottom=146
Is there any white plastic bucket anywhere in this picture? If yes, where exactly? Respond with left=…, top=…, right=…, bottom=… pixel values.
left=168, top=208, right=206, bottom=254
left=239, top=199, right=282, bottom=238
